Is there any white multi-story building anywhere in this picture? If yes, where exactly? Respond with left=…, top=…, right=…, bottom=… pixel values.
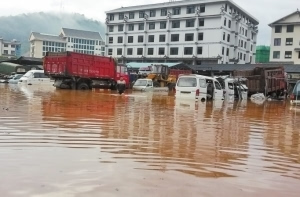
left=29, top=28, right=105, bottom=58
left=0, top=38, right=21, bottom=57
left=105, top=0, right=259, bottom=64
left=269, top=10, right=300, bottom=64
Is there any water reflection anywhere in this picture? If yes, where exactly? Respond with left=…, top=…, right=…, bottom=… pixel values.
left=0, top=84, right=300, bottom=196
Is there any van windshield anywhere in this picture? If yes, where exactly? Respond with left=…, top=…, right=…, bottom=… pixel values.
left=23, top=72, right=32, bottom=78
left=177, top=77, right=197, bottom=87
left=134, top=80, right=148, bottom=86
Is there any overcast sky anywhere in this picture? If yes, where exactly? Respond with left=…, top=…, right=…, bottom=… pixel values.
left=0, top=0, right=299, bottom=45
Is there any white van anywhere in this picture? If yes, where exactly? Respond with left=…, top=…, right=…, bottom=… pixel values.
left=222, top=78, right=248, bottom=100
left=18, top=70, right=53, bottom=85
left=175, top=74, right=224, bottom=101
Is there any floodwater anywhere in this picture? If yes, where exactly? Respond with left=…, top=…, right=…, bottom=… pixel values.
left=0, top=84, right=300, bottom=197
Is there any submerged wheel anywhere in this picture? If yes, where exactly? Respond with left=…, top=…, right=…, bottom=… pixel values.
left=77, top=82, right=89, bottom=90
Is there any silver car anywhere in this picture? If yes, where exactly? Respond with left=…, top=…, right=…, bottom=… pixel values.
left=8, top=74, right=24, bottom=84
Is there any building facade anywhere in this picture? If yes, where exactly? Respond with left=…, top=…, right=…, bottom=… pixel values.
left=105, top=0, right=259, bottom=64
left=29, top=28, right=105, bottom=58
left=0, top=38, right=21, bottom=58
left=269, top=10, right=300, bottom=64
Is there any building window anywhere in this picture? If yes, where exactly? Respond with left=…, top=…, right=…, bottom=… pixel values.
left=227, top=34, right=230, bottom=42
left=108, top=48, right=113, bottom=55
left=228, top=20, right=231, bottom=28
left=148, top=48, right=154, bottom=55
left=150, top=10, right=156, bottom=17
left=172, top=20, right=180, bottom=28
left=185, top=33, right=194, bottom=41
left=117, top=37, right=123, bottom=43
left=109, top=14, right=114, bottom=21
left=127, top=48, right=133, bottom=55
left=160, top=21, right=167, bottom=29
left=285, top=51, right=292, bottom=59
left=128, top=36, right=133, bottom=43
left=187, top=6, right=195, bottom=14
left=139, top=23, right=145, bottom=30
left=226, top=48, right=229, bottom=56
left=223, top=32, right=226, bottom=41
left=129, top=12, right=135, bottom=19
left=149, top=22, right=155, bottom=30
left=199, top=18, right=204, bottom=26
left=119, top=13, right=124, bottom=20
left=184, top=47, right=193, bottom=55
left=4, top=44, right=8, bottom=47
left=274, top=38, right=281, bottom=46
left=298, top=52, right=300, bottom=59
left=244, top=42, right=247, bottom=49
left=173, top=7, right=181, bottom=15
left=224, top=18, right=227, bottom=26
left=158, top=48, right=165, bottom=55
left=159, top=35, right=166, bottom=42
left=161, top=8, right=167, bottom=16
left=3, top=50, right=8, bottom=54
left=287, top=25, right=294, bottom=33
left=197, top=47, right=202, bottom=54
left=109, top=37, right=113, bottom=44
left=128, top=24, right=134, bottom=31
left=225, top=4, right=228, bottom=12
left=244, top=54, right=246, bottom=61
left=186, top=19, right=195, bottom=27
left=148, top=35, right=155, bottom=42
left=118, top=25, right=124, bottom=32
left=171, top=34, right=179, bottom=42
left=240, top=53, right=242, bottom=60
left=139, top=11, right=145, bottom=18
left=138, top=36, right=144, bottom=43
left=222, top=47, right=225, bottom=55
left=170, top=47, right=178, bottom=55
left=275, top=25, right=282, bottom=33
left=286, top=38, right=293, bottom=45
left=137, top=48, right=143, bottom=55
left=245, top=30, right=248, bottom=37
left=200, top=5, right=205, bottom=13
left=117, top=48, right=122, bottom=55
left=198, top=33, right=204, bottom=41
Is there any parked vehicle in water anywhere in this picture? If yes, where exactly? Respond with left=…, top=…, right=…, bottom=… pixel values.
left=8, top=74, right=23, bottom=84
left=290, top=80, right=300, bottom=105
left=175, top=74, right=224, bottom=101
left=216, top=76, right=248, bottom=100
left=44, top=52, right=129, bottom=90
left=18, top=70, right=53, bottom=85
left=232, top=67, right=286, bottom=97
left=132, top=79, right=154, bottom=91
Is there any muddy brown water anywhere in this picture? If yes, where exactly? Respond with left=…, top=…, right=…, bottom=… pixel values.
left=0, top=84, right=300, bottom=197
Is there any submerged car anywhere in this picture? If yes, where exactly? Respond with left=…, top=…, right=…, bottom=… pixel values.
left=132, top=79, right=154, bottom=91
left=290, top=80, right=300, bottom=105
left=18, top=70, right=53, bottom=85
left=8, top=74, right=24, bottom=84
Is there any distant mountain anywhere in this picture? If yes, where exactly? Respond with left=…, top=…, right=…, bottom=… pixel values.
left=0, top=12, right=106, bottom=56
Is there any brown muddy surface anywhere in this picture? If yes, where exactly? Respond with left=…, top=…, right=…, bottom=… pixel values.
left=0, top=84, right=300, bottom=197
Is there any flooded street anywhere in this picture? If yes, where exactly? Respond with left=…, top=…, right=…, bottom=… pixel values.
left=0, top=84, right=300, bottom=197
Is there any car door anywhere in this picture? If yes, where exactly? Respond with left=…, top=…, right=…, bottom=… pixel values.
left=30, top=72, right=41, bottom=85
left=214, top=80, right=224, bottom=100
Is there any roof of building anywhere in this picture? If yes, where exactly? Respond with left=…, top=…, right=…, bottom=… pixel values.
left=269, top=10, right=300, bottom=26
left=126, top=62, right=182, bottom=68
left=188, top=64, right=300, bottom=73
left=30, top=32, right=66, bottom=42
left=106, top=0, right=258, bottom=24
left=61, top=28, right=103, bottom=41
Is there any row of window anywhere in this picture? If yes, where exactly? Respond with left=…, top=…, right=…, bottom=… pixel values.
left=43, top=41, right=66, bottom=48
left=109, top=33, right=204, bottom=44
left=273, top=51, right=300, bottom=59
left=108, top=5, right=206, bottom=21
left=274, top=38, right=297, bottom=46
left=3, top=44, right=17, bottom=48
left=67, top=38, right=103, bottom=45
left=109, top=19, right=205, bottom=32
left=43, top=47, right=66, bottom=53
left=226, top=4, right=255, bottom=25
left=73, top=44, right=95, bottom=50
left=275, top=25, right=294, bottom=33
left=2, top=50, right=15, bottom=55
left=108, top=47, right=203, bottom=56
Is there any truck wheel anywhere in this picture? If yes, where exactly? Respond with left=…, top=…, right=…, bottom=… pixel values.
left=77, top=82, right=89, bottom=90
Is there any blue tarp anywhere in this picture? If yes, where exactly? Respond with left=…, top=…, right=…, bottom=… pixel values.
left=126, top=62, right=182, bottom=69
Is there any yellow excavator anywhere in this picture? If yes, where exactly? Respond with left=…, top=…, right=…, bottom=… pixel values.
left=146, top=64, right=177, bottom=88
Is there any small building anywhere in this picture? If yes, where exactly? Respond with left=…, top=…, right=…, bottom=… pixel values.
left=269, top=10, right=300, bottom=64
left=0, top=37, right=21, bottom=58
left=29, top=28, right=106, bottom=58
left=256, top=46, right=270, bottom=63
left=105, top=0, right=259, bottom=65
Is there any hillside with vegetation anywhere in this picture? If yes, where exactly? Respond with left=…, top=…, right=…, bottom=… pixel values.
left=0, top=12, right=106, bottom=56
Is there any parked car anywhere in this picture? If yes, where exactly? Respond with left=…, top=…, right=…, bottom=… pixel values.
left=216, top=76, right=248, bottom=100
left=18, top=70, right=54, bottom=85
left=290, top=80, right=300, bottom=105
left=132, top=79, right=154, bottom=91
left=0, top=74, right=15, bottom=83
left=175, top=74, right=224, bottom=101
left=8, top=74, right=24, bottom=84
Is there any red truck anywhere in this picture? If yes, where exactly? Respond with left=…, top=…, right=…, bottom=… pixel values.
left=44, top=52, right=129, bottom=90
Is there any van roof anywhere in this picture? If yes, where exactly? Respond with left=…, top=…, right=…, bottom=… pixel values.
left=27, top=70, right=44, bottom=73
left=178, top=74, right=215, bottom=80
